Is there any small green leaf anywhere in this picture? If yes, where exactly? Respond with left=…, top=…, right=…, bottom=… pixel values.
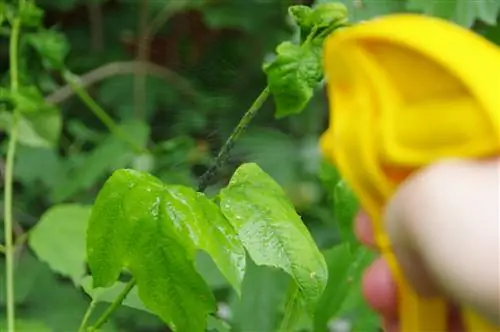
left=307, top=3, right=348, bottom=29
left=26, top=29, right=69, bottom=69
left=29, top=204, right=91, bottom=285
left=80, top=276, right=150, bottom=313
left=0, top=88, right=62, bottom=148
left=12, top=108, right=62, bottom=148
left=12, top=86, right=50, bottom=114
left=87, top=169, right=216, bottom=331
left=163, top=186, right=246, bottom=295
left=19, top=0, right=44, bottom=27
left=263, top=41, right=323, bottom=118
left=289, top=5, right=313, bottom=28
left=334, top=180, right=359, bottom=250
left=219, top=163, right=327, bottom=312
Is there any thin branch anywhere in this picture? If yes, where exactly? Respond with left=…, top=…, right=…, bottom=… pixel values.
left=63, top=71, right=146, bottom=154
left=88, top=279, right=137, bottom=331
left=4, top=10, right=22, bottom=331
left=45, top=61, right=201, bottom=106
left=197, top=87, right=270, bottom=192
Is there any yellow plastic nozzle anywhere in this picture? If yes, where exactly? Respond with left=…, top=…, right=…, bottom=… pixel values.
left=320, top=14, right=500, bottom=332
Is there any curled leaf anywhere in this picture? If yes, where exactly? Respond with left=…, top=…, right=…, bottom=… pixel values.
left=263, top=41, right=323, bottom=118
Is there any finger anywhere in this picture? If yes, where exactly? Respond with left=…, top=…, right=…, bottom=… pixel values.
left=385, top=159, right=500, bottom=323
left=354, top=210, right=376, bottom=248
left=362, top=257, right=398, bottom=317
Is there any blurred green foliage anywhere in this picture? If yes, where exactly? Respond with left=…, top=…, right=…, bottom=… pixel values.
left=1, top=0, right=500, bottom=331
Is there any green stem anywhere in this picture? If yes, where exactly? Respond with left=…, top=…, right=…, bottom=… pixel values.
left=78, top=300, right=96, bottom=332
left=63, top=71, right=146, bottom=154
left=4, top=14, right=22, bottom=332
left=87, top=279, right=136, bottom=331
left=197, top=86, right=270, bottom=192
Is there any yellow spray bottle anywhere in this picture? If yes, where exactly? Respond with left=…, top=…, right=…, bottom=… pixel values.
left=320, top=14, right=500, bottom=331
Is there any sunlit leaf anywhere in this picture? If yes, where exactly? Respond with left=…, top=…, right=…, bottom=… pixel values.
left=87, top=169, right=216, bottom=331
left=164, top=185, right=246, bottom=295
left=29, top=204, right=91, bottom=285
left=219, top=163, right=327, bottom=312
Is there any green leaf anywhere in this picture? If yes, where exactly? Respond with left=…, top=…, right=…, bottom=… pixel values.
left=206, top=316, right=231, bottom=332
left=334, top=180, right=359, bottom=250
left=18, top=107, right=62, bottom=147
left=80, top=276, right=150, bottom=313
left=264, top=41, right=323, bottom=118
left=219, top=163, right=327, bottom=312
left=230, top=260, right=289, bottom=331
left=87, top=169, right=216, bottom=331
left=307, top=3, right=348, bottom=29
left=163, top=185, right=246, bottom=295
left=19, top=0, right=44, bottom=27
left=11, top=86, right=48, bottom=114
left=26, top=29, right=69, bottom=69
left=289, top=5, right=313, bottom=28
left=29, top=204, right=91, bottom=285
left=0, top=251, right=43, bottom=305
left=313, top=245, right=375, bottom=331
left=0, top=88, right=62, bottom=148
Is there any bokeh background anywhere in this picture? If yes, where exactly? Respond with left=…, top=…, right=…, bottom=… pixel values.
left=1, top=0, right=499, bottom=331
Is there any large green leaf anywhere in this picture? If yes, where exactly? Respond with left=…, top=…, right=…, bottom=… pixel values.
left=164, top=185, right=246, bottom=295
left=87, top=169, right=220, bottom=331
left=219, top=163, right=327, bottom=312
left=29, top=204, right=91, bottom=285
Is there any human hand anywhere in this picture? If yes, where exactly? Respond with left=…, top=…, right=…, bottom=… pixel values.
left=354, top=159, right=500, bottom=331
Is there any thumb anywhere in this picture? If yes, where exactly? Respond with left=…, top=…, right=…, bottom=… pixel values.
left=384, top=158, right=500, bottom=324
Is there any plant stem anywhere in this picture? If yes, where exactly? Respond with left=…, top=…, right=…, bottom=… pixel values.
left=197, top=86, right=270, bottom=192
left=78, top=300, right=96, bottom=332
left=87, top=279, right=136, bottom=331
left=64, top=71, right=146, bottom=154
left=4, top=14, right=22, bottom=332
